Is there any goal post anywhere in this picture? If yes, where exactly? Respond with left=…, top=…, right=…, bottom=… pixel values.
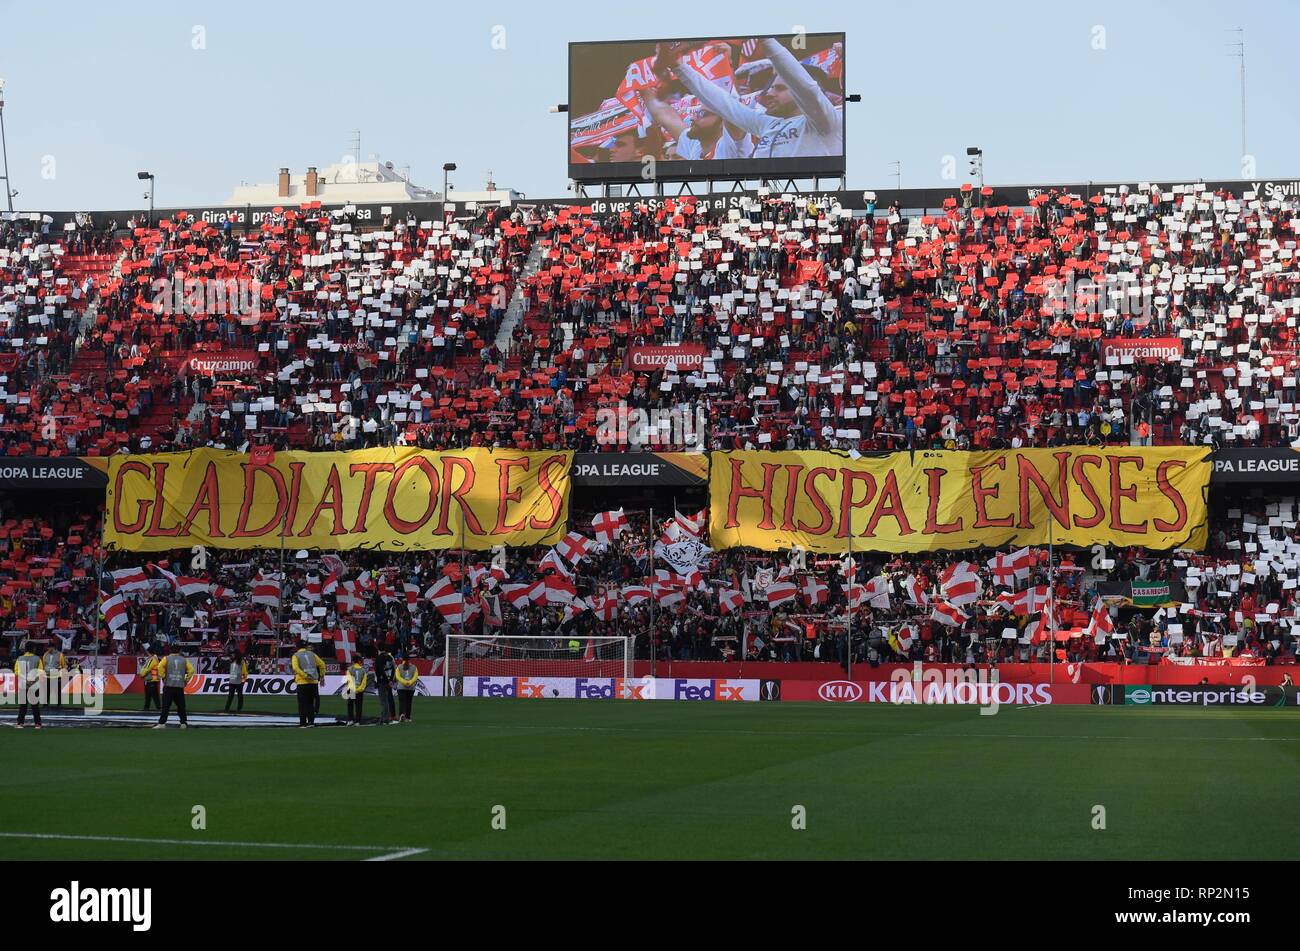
left=444, top=635, right=633, bottom=698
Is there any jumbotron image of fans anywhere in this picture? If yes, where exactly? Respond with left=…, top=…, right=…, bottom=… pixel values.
left=2, top=2, right=1298, bottom=868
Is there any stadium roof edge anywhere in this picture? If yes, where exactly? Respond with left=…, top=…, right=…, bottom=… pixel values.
left=7, top=175, right=1299, bottom=228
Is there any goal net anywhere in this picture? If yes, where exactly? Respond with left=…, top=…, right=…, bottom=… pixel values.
left=444, top=635, right=632, bottom=698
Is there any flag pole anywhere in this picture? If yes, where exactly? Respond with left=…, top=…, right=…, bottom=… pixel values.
left=93, top=510, right=106, bottom=664
left=1048, top=511, right=1055, bottom=685
left=275, top=491, right=288, bottom=662
left=465, top=501, right=470, bottom=641
left=846, top=531, right=853, bottom=680
left=648, top=505, right=655, bottom=680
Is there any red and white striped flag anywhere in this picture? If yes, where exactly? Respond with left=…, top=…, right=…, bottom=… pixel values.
left=719, top=587, right=744, bottom=615
left=932, top=600, right=969, bottom=628
left=251, top=571, right=281, bottom=608
left=501, top=581, right=541, bottom=608
left=424, top=576, right=455, bottom=602
left=621, top=584, right=652, bottom=605
left=301, top=574, right=323, bottom=602
left=766, top=574, right=798, bottom=608
left=997, top=585, right=1050, bottom=617
left=110, top=566, right=150, bottom=594
left=653, top=583, right=686, bottom=608
left=543, top=573, right=578, bottom=605
left=939, top=562, right=981, bottom=607
left=902, top=574, right=929, bottom=607
left=896, top=622, right=917, bottom=652
left=862, top=575, right=892, bottom=609
left=151, top=563, right=208, bottom=597
left=539, top=548, right=576, bottom=578
left=101, top=593, right=129, bottom=634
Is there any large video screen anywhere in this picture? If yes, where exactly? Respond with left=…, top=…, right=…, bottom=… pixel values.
left=568, top=33, right=846, bottom=182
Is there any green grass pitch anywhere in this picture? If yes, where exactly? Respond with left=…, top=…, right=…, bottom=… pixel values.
left=3, top=696, right=1298, bottom=859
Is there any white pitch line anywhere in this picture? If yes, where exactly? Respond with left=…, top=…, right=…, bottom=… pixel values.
left=0, top=832, right=410, bottom=855
left=364, top=847, right=429, bottom=862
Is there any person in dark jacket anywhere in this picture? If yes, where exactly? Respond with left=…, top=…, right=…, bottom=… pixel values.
left=374, top=649, right=397, bottom=725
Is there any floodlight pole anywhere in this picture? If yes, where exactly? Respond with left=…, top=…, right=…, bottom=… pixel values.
left=648, top=505, right=656, bottom=678
left=1048, top=519, right=1055, bottom=685
left=0, top=82, right=13, bottom=214
left=845, top=532, right=853, bottom=680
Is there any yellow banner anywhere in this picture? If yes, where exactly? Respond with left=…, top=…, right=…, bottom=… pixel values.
left=105, top=448, right=572, bottom=552
left=709, top=447, right=1210, bottom=553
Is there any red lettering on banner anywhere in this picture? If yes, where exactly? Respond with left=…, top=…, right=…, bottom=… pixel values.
left=299, top=465, right=348, bottom=537
left=923, top=468, right=963, bottom=534
left=347, top=463, right=395, bottom=534
left=383, top=457, right=440, bottom=535
left=1071, top=454, right=1106, bottom=529
left=529, top=454, right=568, bottom=531
left=725, top=458, right=778, bottom=531
left=1107, top=455, right=1147, bottom=534
left=232, top=461, right=288, bottom=537
left=836, top=469, right=877, bottom=538
left=495, top=457, right=530, bottom=534
left=178, top=460, right=224, bottom=538
left=144, top=462, right=182, bottom=537
left=1017, top=451, right=1071, bottom=530
left=112, top=460, right=153, bottom=534
left=1154, top=459, right=1190, bottom=533
left=779, top=463, right=805, bottom=533
left=970, top=458, right=1013, bottom=529
left=795, top=467, right=836, bottom=535
left=864, top=470, right=914, bottom=537
left=434, top=456, right=484, bottom=538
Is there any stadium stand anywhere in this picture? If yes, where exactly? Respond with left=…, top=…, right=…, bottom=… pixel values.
left=3, top=179, right=1300, bottom=670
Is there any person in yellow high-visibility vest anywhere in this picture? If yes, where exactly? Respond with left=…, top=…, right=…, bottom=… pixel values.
left=14, top=642, right=44, bottom=729
left=140, top=645, right=162, bottom=711
left=291, top=639, right=326, bottom=728
left=345, top=658, right=367, bottom=725
left=394, top=653, right=418, bottom=722
left=223, top=650, right=249, bottom=712
left=153, top=643, right=195, bottom=729
left=42, top=645, right=66, bottom=708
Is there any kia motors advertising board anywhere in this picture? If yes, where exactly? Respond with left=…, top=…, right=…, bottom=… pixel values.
left=778, top=679, right=1091, bottom=705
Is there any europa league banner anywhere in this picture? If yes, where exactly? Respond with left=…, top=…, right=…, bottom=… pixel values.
left=105, top=448, right=572, bottom=552
left=709, top=447, right=1210, bottom=554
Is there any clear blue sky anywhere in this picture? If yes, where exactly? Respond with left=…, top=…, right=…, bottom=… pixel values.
left=1, top=0, right=1295, bottom=210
